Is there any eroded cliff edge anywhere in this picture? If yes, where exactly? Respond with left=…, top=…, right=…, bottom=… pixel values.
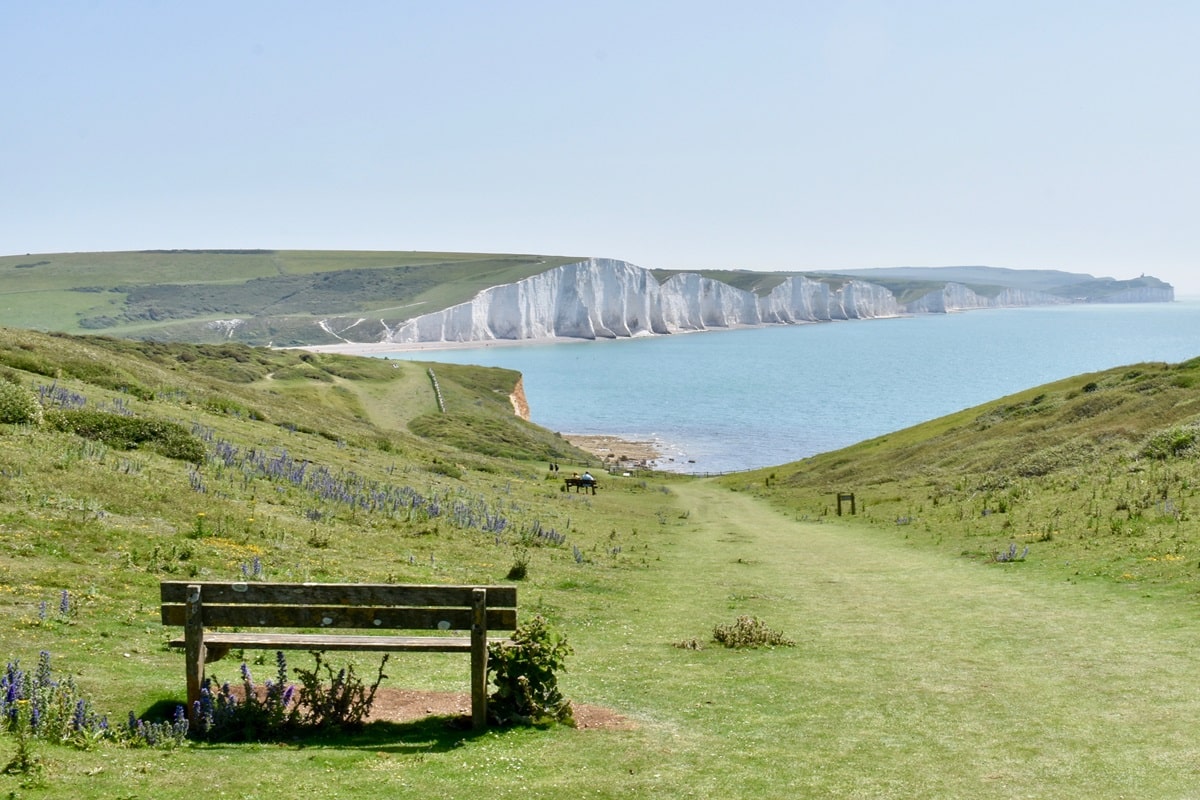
left=363, top=259, right=1173, bottom=346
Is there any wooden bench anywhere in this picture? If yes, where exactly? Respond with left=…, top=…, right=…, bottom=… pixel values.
left=161, top=581, right=517, bottom=730
left=564, top=477, right=599, bottom=494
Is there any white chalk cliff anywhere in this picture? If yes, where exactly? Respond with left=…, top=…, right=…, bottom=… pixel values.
left=377, top=259, right=1169, bottom=345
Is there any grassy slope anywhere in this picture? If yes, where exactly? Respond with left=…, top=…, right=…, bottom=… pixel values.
left=720, top=357, right=1200, bottom=593
left=0, top=250, right=581, bottom=344
left=4, top=330, right=1200, bottom=797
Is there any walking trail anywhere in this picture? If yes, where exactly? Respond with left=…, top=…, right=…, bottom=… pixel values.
left=616, top=480, right=1200, bottom=796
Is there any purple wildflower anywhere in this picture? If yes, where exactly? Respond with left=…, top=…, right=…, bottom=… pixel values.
left=72, top=699, right=88, bottom=730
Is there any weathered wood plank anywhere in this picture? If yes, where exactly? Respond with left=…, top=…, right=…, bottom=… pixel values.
left=160, top=581, right=517, bottom=607
left=167, top=632, right=514, bottom=652
left=161, top=604, right=517, bottom=630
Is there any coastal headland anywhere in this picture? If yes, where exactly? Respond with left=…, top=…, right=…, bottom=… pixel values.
left=301, top=339, right=663, bottom=469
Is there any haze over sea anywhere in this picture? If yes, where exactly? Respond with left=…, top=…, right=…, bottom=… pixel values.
left=381, top=302, right=1200, bottom=474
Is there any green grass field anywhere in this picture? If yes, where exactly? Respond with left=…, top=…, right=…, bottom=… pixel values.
left=2, top=327, right=1200, bottom=798
left=0, top=250, right=582, bottom=345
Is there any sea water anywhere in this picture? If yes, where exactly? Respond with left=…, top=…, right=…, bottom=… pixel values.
left=378, top=301, right=1200, bottom=473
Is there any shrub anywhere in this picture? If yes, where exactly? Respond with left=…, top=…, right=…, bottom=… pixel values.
left=0, top=380, right=43, bottom=425
left=0, top=352, right=56, bottom=378
left=1141, top=425, right=1200, bottom=460
left=427, top=459, right=464, bottom=479
left=488, top=615, right=573, bottom=727
left=44, top=409, right=205, bottom=463
left=712, top=616, right=796, bottom=649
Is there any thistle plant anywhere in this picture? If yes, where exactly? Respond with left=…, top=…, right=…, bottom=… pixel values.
left=506, top=548, right=529, bottom=580
left=293, top=651, right=388, bottom=731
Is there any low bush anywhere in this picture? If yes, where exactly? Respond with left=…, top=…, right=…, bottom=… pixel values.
left=712, top=616, right=795, bottom=649
left=488, top=615, right=573, bottom=727
left=1141, top=424, right=1200, bottom=460
left=0, top=380, right=43, bottom=425
left=44, top=409, right=205, bottom=463
left=192, top=654, right=296, bottom=743
left=994, top=543, right=1030, bottom=562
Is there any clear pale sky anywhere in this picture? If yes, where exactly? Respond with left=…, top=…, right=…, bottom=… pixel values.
left=3, top=2, right=1197, bottom=294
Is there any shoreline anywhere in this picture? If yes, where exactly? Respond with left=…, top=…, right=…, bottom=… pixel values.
left=562, top=433, right=663, bottom=469
left=291, top=340, right=673, bottom=470
left=294, top=336, right=600, bottom=356
left=288, top=321, right=826, bottom=357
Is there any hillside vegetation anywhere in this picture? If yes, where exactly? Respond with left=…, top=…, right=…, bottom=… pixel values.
left=0, top=250, right=580, bottom=345
left=5, top=327, right=1200, bottom=797
left=0, top=326, right=623, bottom=673
left=722, top=357, right=1200, bottom=594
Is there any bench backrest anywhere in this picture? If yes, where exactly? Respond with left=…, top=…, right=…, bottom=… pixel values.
left=160, top=581, right=517, bottom=632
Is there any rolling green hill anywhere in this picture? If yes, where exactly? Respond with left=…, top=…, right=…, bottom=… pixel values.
left=721, top=357, right=1200, bottom=592
left=4, top=328, right=1200, bottom=796
left=0, top=250, right=581, bottom=345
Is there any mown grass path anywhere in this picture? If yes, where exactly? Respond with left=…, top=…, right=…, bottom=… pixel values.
left=586, top=480, right=1200, bottom=798
left=14, top=480, right=1200, bottom=800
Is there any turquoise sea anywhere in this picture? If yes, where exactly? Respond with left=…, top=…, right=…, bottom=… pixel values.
left=380, top=301, right=1200, bottom=473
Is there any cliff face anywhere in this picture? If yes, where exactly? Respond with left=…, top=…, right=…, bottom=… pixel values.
left=1098, top=286, right=1176, bottom=303
left=904, top=283, right=1067, bottom=313
left=377, top=259, right=1171, bottom=346
left=389, top=259, right=671, bottom=342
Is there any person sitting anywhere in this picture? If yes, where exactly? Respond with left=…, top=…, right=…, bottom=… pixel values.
left=581, top=471, right=594, bottom=483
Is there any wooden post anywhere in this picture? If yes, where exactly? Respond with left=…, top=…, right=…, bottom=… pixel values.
left=184, top=584, right=205, bottom=722
left=470, top=587, right=488, bottom=730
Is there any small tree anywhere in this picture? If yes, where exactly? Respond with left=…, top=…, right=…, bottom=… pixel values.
left=487, top=615, right=573, bottom=726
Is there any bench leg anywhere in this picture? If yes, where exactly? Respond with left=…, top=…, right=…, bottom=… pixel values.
left=184, top=584, right=205, bottom=722
left=471, top=587, right=488, bottom=730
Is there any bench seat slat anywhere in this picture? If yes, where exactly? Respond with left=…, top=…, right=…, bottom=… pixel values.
left=168, top=632, right=511, bottom=653
left=160, top=604, right=517, bottom=631
left=160, top=581, right=516, bottom=607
